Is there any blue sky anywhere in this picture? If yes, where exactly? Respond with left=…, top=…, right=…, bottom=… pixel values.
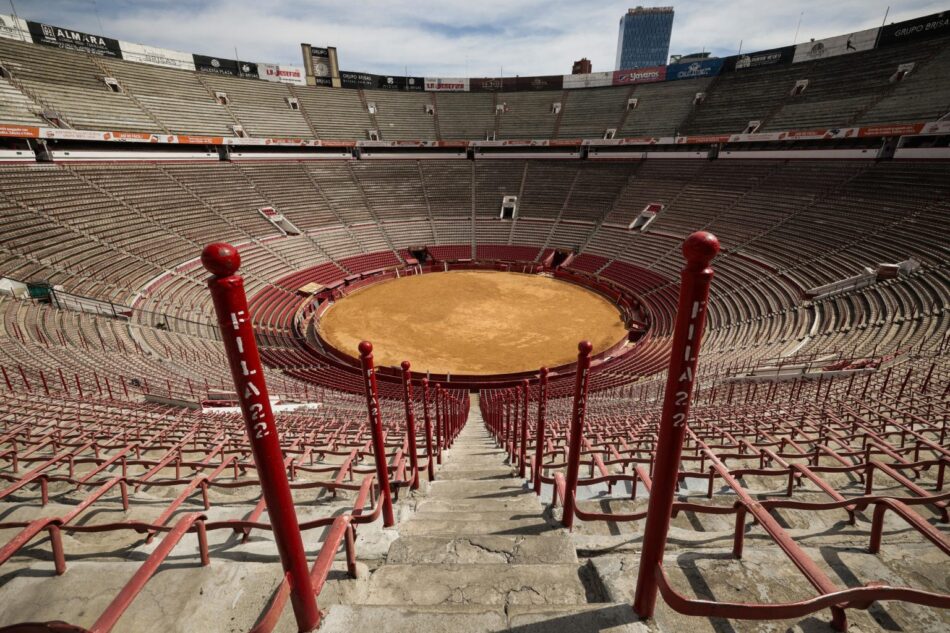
left=7, top=1, right=947, bottom=75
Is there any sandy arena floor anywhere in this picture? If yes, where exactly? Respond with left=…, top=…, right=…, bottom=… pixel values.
left=318, top=271, right=628, bottom=375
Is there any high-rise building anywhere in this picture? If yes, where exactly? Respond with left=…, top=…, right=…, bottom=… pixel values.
left=615, top=6, right=674, bottom=70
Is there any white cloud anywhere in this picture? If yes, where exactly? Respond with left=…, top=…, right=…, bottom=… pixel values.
left=10, top=0, right=948, bottom=74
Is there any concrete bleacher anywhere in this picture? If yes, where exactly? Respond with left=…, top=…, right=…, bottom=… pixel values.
left=0, top=34, right=947, bottom=141
left=0, top=38, right=160, bottom=131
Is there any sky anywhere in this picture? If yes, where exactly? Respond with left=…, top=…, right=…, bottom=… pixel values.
left=6, top=1, right=947, bottom=76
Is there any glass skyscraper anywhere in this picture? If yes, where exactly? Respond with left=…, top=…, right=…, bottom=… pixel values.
left=615, top=6, right=674, bottom=70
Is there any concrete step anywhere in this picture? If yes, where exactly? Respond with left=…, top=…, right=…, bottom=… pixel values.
left=416, top=495, right=542, bottom=514
left=320, top=603, right=650, bottom=632
left=399, top=516, right=558, bottom=537
left=435, top=468, right=515, bottom=481
left=363, top=563, right=591, bottom=607
left=387, top=533, right=577, bottom=565
left=426, top=479, right=528, bottom=500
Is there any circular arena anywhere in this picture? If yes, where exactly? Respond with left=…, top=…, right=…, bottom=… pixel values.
left=319, top=270, right=629, bottom=375
left=0, top=5, right=948, bottom=633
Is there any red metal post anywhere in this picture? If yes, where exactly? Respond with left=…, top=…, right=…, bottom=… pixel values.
left=562, top=341, right=594, bottom=530
left=357, top=341, right=396, bottom=528
left=401, top=361, right=420, bottom=490
left=435, top=385, right=443, bottom=464
left=201, top=242, right=320, bottom=632
left=633, top=231, right=719, bottom=619
left=421, top=377, right=436, bottom=481
left=533, top=367, right=549, bottom=494
left=519, top=379, right=529, bottom=478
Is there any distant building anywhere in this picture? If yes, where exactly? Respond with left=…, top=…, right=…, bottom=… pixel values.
left=669, top=52, right=714, bottom=64
left=616, top=6, right=674, bottom=70
left=572, top=58, right=592, bottom=74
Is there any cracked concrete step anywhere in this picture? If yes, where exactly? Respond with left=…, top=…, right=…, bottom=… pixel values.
left=400, top=515, right=559, bottom=537
left=320, top=603, right=651, bottom=632
left=387, top=533, right=578, bottom=565
left=363, top=563, right=591, bottom=606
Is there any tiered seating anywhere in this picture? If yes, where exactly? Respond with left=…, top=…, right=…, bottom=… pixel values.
left=860, top=43, right=950, bottom=123
left=496, top=91, right=558, bottom=139
left=556, top=86, right=628, bottom=138
left=294, top=84, right=374, bottom=139
left=0, top=39, right=159, bottom=131
left=364, top=89, right=437, bottom=140
left=766, top=37, right=950, bottom=131
left=434, top=91, right=495, bottom=139
left=0, top=76, right=43, bottom=125
left=98, top=56, right=236, bottom=134
left=199, top=73, right=314, bottom=137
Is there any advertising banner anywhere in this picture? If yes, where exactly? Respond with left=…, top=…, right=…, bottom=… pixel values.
left=514, top=75, right=563, bottom=91
left=119, top=41, right=195, bottom=71
left=339, top=70, right=376, bottom=89
left=0, top=13, right=29, bottom=42
left=259, top=63, right=307, bottom=85
left=878, top=11, right=950, bottom=47
left=562, top=71, right=613, bottom=89
left=424, top=77, right=469, bottom=91
left=612, top=65, right=666, bottom=85
left=723, top=45, right=795, bottom=72
left=793, top=27, right=878, bottom=63
left=375, top=75, right=425, bottom=91
left=27, top=21, right=122, bottom=58
left=468, top=76, right=562, bottom=92
left=0, top=124, right=39, bottom=137
left=469, top=77, right=514, bottom=92
left=665, top=58, right=724, bottom=81
left=193, top=54, right=258, bottom=78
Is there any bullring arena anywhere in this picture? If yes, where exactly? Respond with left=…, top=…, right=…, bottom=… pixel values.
left=319, top=271, right=629, bottom=375
left=0, top=5, right=948, bottom=633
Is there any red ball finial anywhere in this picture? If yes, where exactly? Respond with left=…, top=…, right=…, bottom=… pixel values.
left=358, top=340, right=373, bottom=356
left=539, top=366, right=549, bottom=377
left=401, top=360, right=411, bottom=371
left=682, top=231, right=720, bottom=267
left=578, top=340, right=593, bottom=355
left=201, top=242, right=241, bottom=277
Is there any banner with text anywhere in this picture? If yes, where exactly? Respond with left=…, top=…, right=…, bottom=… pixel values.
left=193, top=54, right=259, bottom=78
left=424, top=77, right=469, bottom=91
left=28, top=21, right=122, bottom=57
left=793, top=27, right=878, bottom=63
left=723, top=45, right=795, bottom=72
left=259, top=63, right=307, bottom=85
left=612, top=65, right=666, bottom=85
left=665, top=58, right=724, bottom=81
left=375, top=75, right=425, bottom=91
left=562, top=71, right=613, bottom=89
left=877, top=11, right=950, bottom=47
left=119, top=41, right=195, bottom=71
left=0, top=13, right=29, bottom=42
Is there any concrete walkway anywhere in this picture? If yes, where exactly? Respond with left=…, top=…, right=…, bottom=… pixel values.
left=322, top=395, right=646, bottom=632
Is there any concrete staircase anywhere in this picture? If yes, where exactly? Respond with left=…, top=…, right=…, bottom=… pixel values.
left=322, top=396, right=646, bottom=632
